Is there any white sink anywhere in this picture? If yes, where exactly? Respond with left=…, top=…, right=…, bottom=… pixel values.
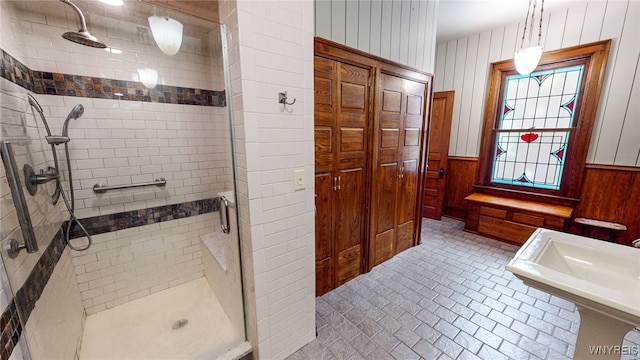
left=507, top=228, right=640, bottom=359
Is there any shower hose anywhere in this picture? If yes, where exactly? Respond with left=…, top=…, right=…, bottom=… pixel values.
left=27, top=94, right=92, bottom=251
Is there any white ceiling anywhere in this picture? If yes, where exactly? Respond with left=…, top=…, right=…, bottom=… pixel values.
left=436, top=0, right=587, bottom=44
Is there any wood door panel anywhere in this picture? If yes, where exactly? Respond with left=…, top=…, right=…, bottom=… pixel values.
left=315, top=127, right=332, bottom=154
left=374, top=163, right=398, bottom=234
left=398, top=159, right=419, bottom=224
left=406, top=95, right=423, bottom=115
left=382, top=91, right=402, bottom=113
left=422, top=91, right=454, bottom=219
left=404, top=128, right=420, bottom=146
left=337, top=168, right=365, bottom=251
left=374, top=229, right=394, bottom=265
left=341, top=83, right=366, bottom=109
left=315, top=78, right=333, bottom=106
left=315, top=173, right=333, bottom=261
left=316, top=258, right=334, bottom=296
left=337, top=244, right=361, bottom=286
left=381, top=128, right=400, bottom=148
left=340, top=128, right=365, bottom=152
left=396, top=221, right=414, bottom=254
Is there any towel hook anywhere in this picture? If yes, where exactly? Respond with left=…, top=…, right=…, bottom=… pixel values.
left=278, top=91, right=296, bottom=106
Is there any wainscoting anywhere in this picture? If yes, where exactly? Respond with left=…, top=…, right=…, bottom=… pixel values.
left=442, top=157, right=640, bottom=245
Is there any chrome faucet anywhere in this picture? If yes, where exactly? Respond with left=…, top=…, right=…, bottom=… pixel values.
left=633, top=239, right=640, bottom=248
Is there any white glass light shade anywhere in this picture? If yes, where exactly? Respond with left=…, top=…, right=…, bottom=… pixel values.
left=514, top=46, right=544, bottom=75
left=148, top=16, right=183, bottom=56
left=138, top=68, right=158, bottom=89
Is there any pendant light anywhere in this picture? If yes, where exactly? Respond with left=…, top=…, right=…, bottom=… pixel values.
left=148, top=14, right=183, bottom=56
left=514, top=0, right=544, bottom=75
left=138, top=68, right=158, bottom=89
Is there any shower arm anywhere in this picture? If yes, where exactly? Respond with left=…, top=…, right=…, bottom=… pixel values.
left=60, top=0, right=88, bottom=32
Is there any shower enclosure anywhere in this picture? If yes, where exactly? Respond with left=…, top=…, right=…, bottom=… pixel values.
left=0, top=1, right=247, bottom=359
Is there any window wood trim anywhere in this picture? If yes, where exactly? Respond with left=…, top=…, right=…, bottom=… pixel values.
left=475, top=40, right=611, bottom=207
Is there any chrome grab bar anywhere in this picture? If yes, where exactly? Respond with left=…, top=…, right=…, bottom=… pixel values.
left=93, top=177, right=166, bottom=194
left=0, top=141, right=39, bottom=257
left=219, top=195, right=230, bottom=234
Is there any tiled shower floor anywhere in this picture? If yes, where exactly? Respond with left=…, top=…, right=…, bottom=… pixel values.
left=288, top=217, right=640, bottom=360
left=79, top=277, right=242, bottom=359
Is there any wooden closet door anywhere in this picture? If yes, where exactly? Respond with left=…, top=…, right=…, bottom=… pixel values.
left=314, top=56, right=335, bottom=296
left=396, top=79, right=426, bottom=253
left=314, top=55, right=371, bottom=294
left=335, top=63, right=369, bottom=286
left=371, top=73, right=426, bottom=265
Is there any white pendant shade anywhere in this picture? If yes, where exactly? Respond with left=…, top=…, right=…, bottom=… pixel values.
left=148, top=16, right=183, bottom=56
left=138, top=68, right=158, bottom=89
left=514, top=46, right=543, bottom=75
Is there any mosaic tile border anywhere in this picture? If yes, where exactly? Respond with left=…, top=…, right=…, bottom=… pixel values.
left=1, top=197, right=220, bottom=359
left=67, top=197, right=219, bottom=239
left=0, top=48, right=225, bottom=106
left=0, top=300, right=22, bottom=360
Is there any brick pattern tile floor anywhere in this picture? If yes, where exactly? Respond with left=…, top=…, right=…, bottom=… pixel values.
left=287, top=217, right=640, bottom=360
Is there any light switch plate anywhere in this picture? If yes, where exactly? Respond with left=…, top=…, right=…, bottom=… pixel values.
left=294, top=169, right=305, bottom=191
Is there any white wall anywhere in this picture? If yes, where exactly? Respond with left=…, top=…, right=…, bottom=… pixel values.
left=3, top=1, right=233, bottom=219
left=71, top=214, right=209, bottom=314
left=219, top=0, right=317, bottom=358
left=24, top=248, right=85, bottom=360
left=315, top=0, right=439, bottom=73
left=434, top=0, right=640, bottom=167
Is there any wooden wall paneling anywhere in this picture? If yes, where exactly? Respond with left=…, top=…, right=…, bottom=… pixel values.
left=369, top=0, right=383, bottom=56
left=415, top=0, right=428, bottom=70
left=457, top=34, right=478, bottom=156
left=434, top=43, right=447, bottom=91
left=380, top=0, right=393, bottom=59
left=315, top=0, right=332, bottom=39
left=331, top=0, right=347, bottom=44
left=467, top=31, right=491, bottom=157
left=451, top=37, right=467, bottom=155
left=580, top=1, right=607, bottom=44
left=572, top=165, right=640, bottom=245
left=488, top=27, right=505, bottom=64
left=500, top=23, right=519, bottom=61
left=562, top=3, right=587, bottom=48
left=407, top=0, right=420, bottom=68
left=442, top=157, right=478, bottom=220
left=422, top=0, right=438, bottom=72
left=399, top=0, right=412, bottom=66
left=443, top=41, right=457, bottom=90
left=142, top=1, right=218, bottom=22
left=346, top=0, right=359, bottom=48
left=390, top=0, right=402, bottom=62
left=593, top=0, right=639, bottom=165
left=358, top=0, right=371, bottom=54
left=588, top=0, right=628, bottom=163
left=615, top=57, right=640, bottom=166
left=543, top=9, right=566, bottom=51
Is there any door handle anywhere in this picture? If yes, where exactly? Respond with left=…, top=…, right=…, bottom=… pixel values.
left=337, top=176, right=341, bottom=190
left=333, top=176, right=337, bottom=191
left=219, top=195, right=230, bottom=234
left=439, top=168, right=444, bottom=179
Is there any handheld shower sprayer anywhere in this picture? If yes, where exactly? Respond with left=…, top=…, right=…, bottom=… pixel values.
left=26, top=94, right=92, bottom=251
left=62, top=104, right=84, bottom=137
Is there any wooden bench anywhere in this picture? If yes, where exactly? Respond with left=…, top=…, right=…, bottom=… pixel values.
left=464, top=193, right=573, bottom=245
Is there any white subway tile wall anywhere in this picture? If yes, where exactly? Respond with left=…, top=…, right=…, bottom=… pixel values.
left=220, top=0, right=317, bottom=358
left=24, top=248, right=85, bottom=360
left=71, top=213, right=214, bottom=314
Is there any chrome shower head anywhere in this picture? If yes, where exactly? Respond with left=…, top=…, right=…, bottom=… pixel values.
left=59, top=0, right=107, bottom=48
left=62, top=30, right=107, bottom=48
left=62, top=104, right=84, bottom=137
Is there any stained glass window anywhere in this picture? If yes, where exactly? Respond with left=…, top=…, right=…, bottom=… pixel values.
left=490, top=65, right=584, bottom=190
